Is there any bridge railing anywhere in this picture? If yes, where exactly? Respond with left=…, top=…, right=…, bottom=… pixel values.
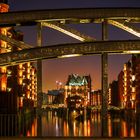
left=0, top=114, right=37, bottom=137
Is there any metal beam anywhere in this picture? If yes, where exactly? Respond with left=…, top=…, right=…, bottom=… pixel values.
left=41, top=22, right=95, bottom=41
left=101, top=20, right=108, bottom=137
left=0, top=34, right=33, bottom=49
left=37, top=22, right=42, bottom=94
left=0, top=8, right=139, bottom=25
left=108, top=19, right=140, bottom=38
left=0, top=40, right=139, bottom=67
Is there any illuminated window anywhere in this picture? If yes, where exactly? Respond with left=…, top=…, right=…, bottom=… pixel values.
left=108, top=88, right=111, bottom=104
left=1, top=67, right=7, bottom=73
left=19, top=64, right=23, bottom=69
left=27, top=92, right=30, bottom=99
left=131, top=101, right=135, bottom=109
left=69, top=86, right=72, bottom=90
left=27, top=85, right=30, bottom=90
left=124, top=72, right=127, bottom=77
left=124, top=78, right=127, bottom=82
left=131, top=93, right=135, bottom=100
left=124, top=64, right=127, bottom=71
left=27, top=74, right=30, bottom=79
left=132, top=87, right=136, bottom=93
left=124, top=91, right=127, bottom=95
left=31, top=69, right=35, bottom=75
left=32, top=95, right=34, bottom=100
left=1, top=75, right=7, bottom=91
left=1, top=29, right=7, bottom=35
left=27, top=62, right=30, bottom=67
left=18, top=70, right=23, bottom=77
left=19, top=97, right=23, bottom=107
left=124, top=97, right=127, bottom=102
left=132, top=75, right=135, bottom=81
left=18, top=78, right=23, bottom=85
left=7, top=88, right=11, bottom=92
left=124, top=87, right=127, bottom=91
left=124, top=82, right=127, bottom=86
left=7, top=70, right=12, bottom=75
left=32, top=85, right=35, bottom=89
left=27, top=68, right=30, bottom=73
left=1, top=41, right=7, bottom=48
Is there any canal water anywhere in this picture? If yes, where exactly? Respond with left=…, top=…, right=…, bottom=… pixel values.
left=0, top=110, right=140, bottom=137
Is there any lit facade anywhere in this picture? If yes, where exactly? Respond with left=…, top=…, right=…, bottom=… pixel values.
left=64, top=74, right=91, bottom=108
left=0, top=1, right=37, bottom=114
left=91, top=90, right=101, bottom=107
left=118, top=71, right=124, bottom=108
left=118, top=55, right=140, bottom=112
left=131, top=55, right=140, bottom=112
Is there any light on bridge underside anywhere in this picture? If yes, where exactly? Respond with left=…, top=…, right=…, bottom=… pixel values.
left=58, top=54, right=82, bottom=58
left=41, top=22, right=86, bottom=41
left=123, top=50, right=140, bottom=54
left=108, top=20, right=140, bottom=38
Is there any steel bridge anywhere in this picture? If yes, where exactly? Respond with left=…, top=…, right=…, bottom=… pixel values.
left=0, top=8, right=140, bottom=137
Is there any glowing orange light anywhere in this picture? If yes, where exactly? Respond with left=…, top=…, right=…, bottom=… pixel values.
left=1, top=67, right=7, bottom=73
left=27, top=62, right=30, bottom=67
left=1, top=75, right=7, bottom=91
left=19, top=64, right=23, bottom=69
left=18, top=78, right=23, bottom=85
left=0, top=3, right=9, bottom=13
left=18, top=70, right=23, bottom=77
left=27, top=68, right=30, bottom=73
left=19, top=97, right=23, bottom=107
left=27, top=93, right=30, bottom=99
left=27, top=74, right=30, bottom=79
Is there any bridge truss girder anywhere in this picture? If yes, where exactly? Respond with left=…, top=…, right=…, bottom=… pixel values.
left=41, top=21, right=95, bottom=41
left=0, top=40, right=139, bottom=67
left=0, top=34, right=33, bottom=49
left=0, top=8, right=140, bottom=25
left=108, top=19, right=140, bottom=38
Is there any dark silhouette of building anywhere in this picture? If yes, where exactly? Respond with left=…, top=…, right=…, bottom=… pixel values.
left=0, top=0, right=8, bottom=3
left=108, top=80, right=119, bottom=107
left=47, top=89, right=64, bottom=105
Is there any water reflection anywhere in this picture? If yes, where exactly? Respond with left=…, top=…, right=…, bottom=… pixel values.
left=0, top=110, right=140, bottom=137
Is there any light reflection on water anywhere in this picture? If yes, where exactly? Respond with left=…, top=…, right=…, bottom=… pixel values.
left=26, top=111, right=102, bottom=137
left=30, top=110, right=139, bottom=137
left=0, top=110, right=140, bottom=137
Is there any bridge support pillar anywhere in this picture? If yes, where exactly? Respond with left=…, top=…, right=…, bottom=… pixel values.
left=37, top=22, right=42, bottom=113
left=101, top=19, right=108, bottom=137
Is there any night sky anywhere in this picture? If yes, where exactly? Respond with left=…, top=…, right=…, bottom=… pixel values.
left=7, top=0, right=140, bottom=92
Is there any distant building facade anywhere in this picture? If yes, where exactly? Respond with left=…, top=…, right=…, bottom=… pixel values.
left=64, top=74, right=91, bottom=108
left=47, top=89, right=64, bottom=105
left=91, top=90, right=101, bottom=107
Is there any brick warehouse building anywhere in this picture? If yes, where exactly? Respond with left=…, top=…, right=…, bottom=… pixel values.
left=118, top=55, right=140, bottom=113
left=0, top=1, right=37, bottom=114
